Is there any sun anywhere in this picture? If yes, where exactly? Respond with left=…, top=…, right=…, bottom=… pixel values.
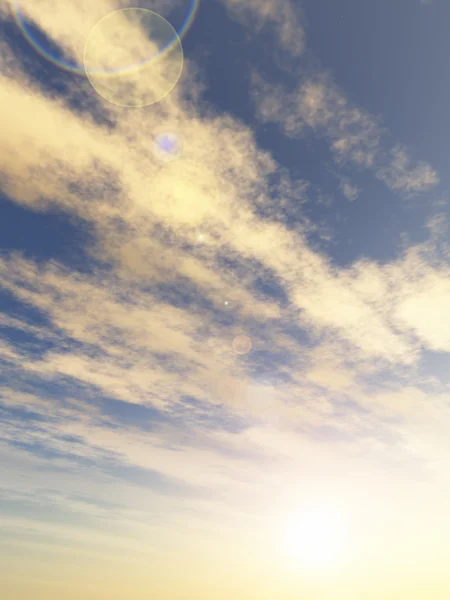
left=282, top=506, right=348, bottom=569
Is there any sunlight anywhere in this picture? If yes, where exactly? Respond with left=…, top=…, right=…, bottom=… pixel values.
left=282, top=506, right=349, bottom=570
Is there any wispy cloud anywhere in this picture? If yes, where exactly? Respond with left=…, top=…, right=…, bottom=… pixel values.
left=220, top=0, right=305, bottom=56
left=1, top=1, right=450, bottom=597
left=377, top=145, right=439, bottom=195
left=252, top=72, right=439, bottom=195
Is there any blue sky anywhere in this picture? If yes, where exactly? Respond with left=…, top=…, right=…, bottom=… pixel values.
left=1, top=1, right=450, bottom=598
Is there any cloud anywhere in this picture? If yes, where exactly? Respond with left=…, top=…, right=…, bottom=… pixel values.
left=377, top=145, right=439, bottom=195
left=0, top=56, right=447, bottom=419
left=220, top=0, right=305, bottom=57
left=339, top=177, right=361, bottom=202
left=392, top=267, right=450, bottom=352
left=426, top=213, right=448, bottom=239
left=252, top=72, right=382, bottom=167
left=1, top=1, right=450, bottom=595
left=252, top=72, right=439, bottom=195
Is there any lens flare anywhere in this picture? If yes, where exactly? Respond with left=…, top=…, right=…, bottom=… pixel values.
left=232, top=335, right=252, bottom=355
left=10, top=0, right=199, bottom=75
left=83, top=9, right=183, bottom=107
left=154, top=133, right=181, bottom=162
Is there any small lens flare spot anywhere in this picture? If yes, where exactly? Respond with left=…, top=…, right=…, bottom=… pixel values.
left=224, top=301, right=229, bottom=306
left=196, top=232, right=205, bottom=242
left=232, top=335, right=252, bottom=355
left=154, top=133, right=181, bottom=162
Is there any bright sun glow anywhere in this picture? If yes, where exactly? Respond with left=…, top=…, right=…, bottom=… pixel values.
left=283, top=506, right=348, bottom=569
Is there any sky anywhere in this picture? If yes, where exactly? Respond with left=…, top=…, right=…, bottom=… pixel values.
left=1, top=0, right=450, bottom=598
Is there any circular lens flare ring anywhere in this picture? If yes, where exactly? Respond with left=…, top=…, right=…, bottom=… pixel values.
left=232, top=335, right=252, bottom=355
left=83, top=9, right=183, bottom=108
left=83, top=8, right=184, bottom=79
left=10, top=0, right=199, bottom=75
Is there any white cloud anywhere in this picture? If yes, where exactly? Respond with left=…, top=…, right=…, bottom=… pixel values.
left=392, top=268, right=450, bottom=352
left=1, top=2, right=450, bottom=595
left=252, top=73, right=439, bottom=195
left=339, top=178, right=361, bottom=201
left=378, top=146, right=439, bottom=195
left=220, top=0, right=305, bottom=57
